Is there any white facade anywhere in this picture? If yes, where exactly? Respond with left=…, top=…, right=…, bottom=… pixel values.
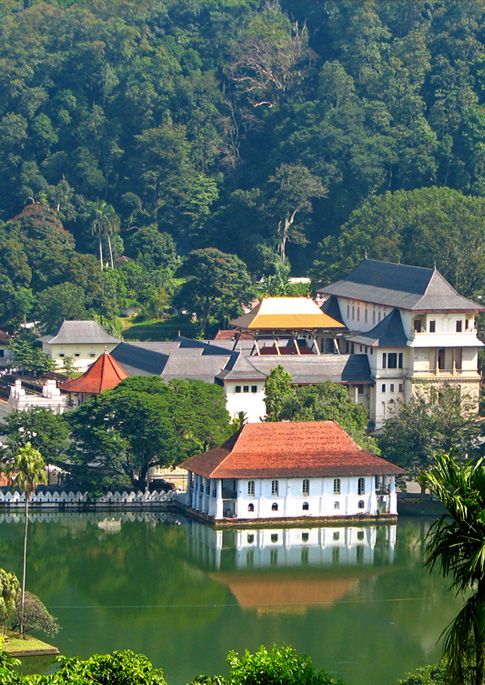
left=7, top=379, right=67, bottom=414
left=186, top=472, right=397, bottom=521
left=224, top=380, right=266, bottom=423
left=41, top=341, right=118, bottom=373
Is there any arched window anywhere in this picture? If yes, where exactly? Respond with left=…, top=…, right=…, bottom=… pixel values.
left=248, top=503, right=254, bottom=512
left=334, top=501, right=340, bottom=510
left=302, top=502, right=309, bottom=511
left=272, top=502, right=278, bottom=511
left=358, top=478, right=365, bottom=495
left=358, top=500, right=365, bottom=509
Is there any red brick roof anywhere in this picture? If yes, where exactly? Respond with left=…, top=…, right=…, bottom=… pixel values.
left=60, top=352, right=128, bottom=395
left=180, top=421, right=405, bottom=479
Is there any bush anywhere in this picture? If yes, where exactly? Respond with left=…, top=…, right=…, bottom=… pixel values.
left=11, top=592, right=60, bottom=638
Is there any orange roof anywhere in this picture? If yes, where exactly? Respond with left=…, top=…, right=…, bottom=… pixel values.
left=179, top=421, right=406, bottom=479
left=60, top=352, right=128, bottom=395
left=230, top=297, right=345, bottom=331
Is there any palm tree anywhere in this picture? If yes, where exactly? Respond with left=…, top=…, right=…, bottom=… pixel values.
left=7, top=443, right=47, bottom=637
left=419, top=453, right=485, bottom=685
left=88, top=200, right=120, bottom=270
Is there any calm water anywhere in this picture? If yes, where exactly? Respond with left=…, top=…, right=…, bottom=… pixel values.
left=0, top=513, right=462, bottom=685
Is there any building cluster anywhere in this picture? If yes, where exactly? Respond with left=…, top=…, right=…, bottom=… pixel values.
left=2, top=258, right=482, bottom=523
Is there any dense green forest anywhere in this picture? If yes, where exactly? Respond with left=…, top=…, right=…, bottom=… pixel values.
left=2, top=0, right=485, bottom=333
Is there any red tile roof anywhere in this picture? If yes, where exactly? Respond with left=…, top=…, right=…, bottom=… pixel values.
left=60, top=352, right=128, bottom=395
left=180, top=421, right=406, bottom=478
left=214, top=330, right=252, bottom=341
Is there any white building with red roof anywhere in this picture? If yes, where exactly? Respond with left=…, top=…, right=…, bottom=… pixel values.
left=179, top=421, right=405, bottom=522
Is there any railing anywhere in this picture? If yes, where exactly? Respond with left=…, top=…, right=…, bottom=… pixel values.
left=222, top=489, right=237, bottom=499
left=0, top=489, right=178, bottom=508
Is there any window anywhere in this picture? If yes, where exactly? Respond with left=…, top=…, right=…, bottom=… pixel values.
left=333, top=478, right=341, bottom=494
left=360, top=345, right=363, bottom=353
left=302, top=479, right=310, bottom=496
left=438, top=348, right=445, bottom=370
left=370, top=348, right=373, bottom=355
left=413, top=319, right=422, bottom=332
left=74, top=353, right=80, bottom=357
left=456, top=320, right=462, bottom=332
left=388, top=353, right=397, bottom=368
left=399, top=383, right=403, bottom=392
left=430, top=320, right=436, bottom=333
left=0, top=350, right=4, bottom=358
left=390, top=384, right=394, bottom=393
left=358, top=500, right=365, bottom=509
left=302, top=532, right=309, bottom=542
left=381, top=384, right=386, bottom=393
left=248, top=503, right=254, bottom=512
left=90, top=353, right=96, bottom=358
left=271, top=503, right=278, bottom=511
left=334, top=501, right=340, bottom=510
left=347, top=304, right=350, bottom=318
left=357, top=531, right=364, bottom=541
left=358, top=478, right=365, bottom=495
left=271, top=480, right=279, bottom=496
left=357, top=307, right=360, bottom=321
left=302, top=502, right=309, bottom=511
left=382, top=353, right=387, bottom=368
left=333, top=531, right=340, bottom=541
left=235, top=386, right=241, bottom=393
left=251, top=385, right=257, bottom=393
left=352, top=305, right=355, bottom=319
left=365, top=309, right=368, bottom=323
left=247, top=480, right=255, bottom=497
left=357, top=385, right=364, bottom=395
left=59, top=354, right=65, bottom=358
left=398, top=352, right=403, bottom=369
left=247, top=534, right=254, bottom=543
left=373, top=310, right=376, bottom=325
left=271, top=533, right=278, bottom=543
left=243, top=385, right=249, bottom=393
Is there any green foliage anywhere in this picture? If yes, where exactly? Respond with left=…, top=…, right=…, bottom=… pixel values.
left=176, top=248, right=253, bottom=336
left=9, top=333, right=56, bottom=376
left=11, top=592, right=60, bottom=638
left=36, top=283, right=89, bottom=331
left=5, top=408, right=69, bottom=462
left=68, top=376, right=231, bottom=489
left=379, top=386, right=480, bottom=476
left=225, top=644, right=345, bottom=685
left=0, top=650, right=21, bottom=685
left=419, top=454, right=485, bottom=684
left=398, top=663, right=448, bottom=684
left=264, top=365, right=294, bottom=422
left=6, top=443, right=47, bottom=500
left=0, top=570, right=20, bottom=634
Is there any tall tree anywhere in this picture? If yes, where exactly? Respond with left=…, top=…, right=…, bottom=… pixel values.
left=419, top=453, right=485, bottom=685
left=5, top=443, right=47, bottom=637
left=87, top=200, right=120, bottom=270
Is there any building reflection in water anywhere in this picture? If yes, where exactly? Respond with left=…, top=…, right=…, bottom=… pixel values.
left=183, top=524, right=398, bottom=614
left=186, top=523, right=397, bottom=571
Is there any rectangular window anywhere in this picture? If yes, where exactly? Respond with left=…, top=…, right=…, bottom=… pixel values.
left=381, top=384, right=386, bottom=393
left=370, top=348, right=373, bottom=355
left=358, top=477, right=366, bottom=495
left=430, top=320, right=436, bottom=333
left=90, top=353, right=96, bottom=358
left=373, top=310, right=376, bottom=325
left=357, top=385, right=364, bottom=395
left=398, top=352, right=403, bottom=369
left=243, top=385, right=249, bottom=393
left=390, top=383, right=395, bottom=393
left=365, top=309, right=368, bottom=323
left=352, top=305, right=355, bottom=319
left=357, top=307, right=360, bottom=321
left=413, top=319, right=422, bottom=333
left=382, top=353, right=387, bottom=368
left=388, top=353, right=397, bottom=368
left=271, top=480, right=279, bottom=496
left=333, top=478, right=341, bottom=494
left=399, top=383, right=403, bottom=392
left=456, top=320, right=462, bottom=332
left=251, top=385, right=257, bottom=393
left=347, top=304, right=350, bottom=318
left=74, top=353, right=80, bottom=357
left=360, top=345, right=363, bottom=352
left=235, top=386, right=241, bottom=393
left=59, top=354, right=65, bottom=358
left=247, top=480, right=255, bottom=497
left=302, top=479, right=310, bottom=496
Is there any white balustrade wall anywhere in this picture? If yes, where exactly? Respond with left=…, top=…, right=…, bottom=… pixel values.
left=0, top=489, right=177, bottom=509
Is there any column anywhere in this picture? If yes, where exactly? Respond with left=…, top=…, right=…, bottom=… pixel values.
left=215, top=479, right=223, bottom=519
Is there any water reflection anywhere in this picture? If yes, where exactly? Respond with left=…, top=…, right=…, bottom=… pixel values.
left=187, top=524, right=397, bottom=571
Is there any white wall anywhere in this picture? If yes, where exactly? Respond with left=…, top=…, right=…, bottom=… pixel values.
left=42, top=342, right=118, bottom=372
left=224, top=381, right=266, bottom=422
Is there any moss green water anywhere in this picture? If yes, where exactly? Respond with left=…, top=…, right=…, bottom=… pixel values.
left=0, top=513, right=461, bottom=685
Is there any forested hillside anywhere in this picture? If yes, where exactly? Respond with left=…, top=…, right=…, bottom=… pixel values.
left=2, top=0, right=485, bottom=332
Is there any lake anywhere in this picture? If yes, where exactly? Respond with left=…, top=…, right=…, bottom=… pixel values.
left=0, top=512, right=462, bottom=685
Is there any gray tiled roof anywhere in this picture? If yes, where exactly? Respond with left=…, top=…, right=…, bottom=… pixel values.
left=347, top=310, right=408, bottom=348
left=318, top=259, right=484, bottom=311
left=217, top=353, right=373, bottom=385
left=321, top=296, right=345, bottom=325
left=39, top=320, right=121, bottom=345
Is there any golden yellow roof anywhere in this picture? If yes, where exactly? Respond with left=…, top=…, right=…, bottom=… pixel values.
left=230, top=297, right=345, bottom=331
